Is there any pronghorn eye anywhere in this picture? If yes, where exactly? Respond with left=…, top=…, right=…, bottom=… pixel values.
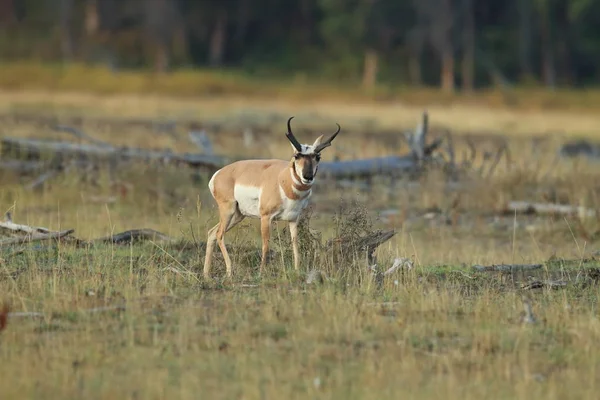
left=315, top=154, right=321, bottom=162
left=294, top=153, right=301, bottom=160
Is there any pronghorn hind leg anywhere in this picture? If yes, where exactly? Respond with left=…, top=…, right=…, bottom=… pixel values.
left=289, top=220, right=300, bottom=271
left=259, top=215, right=272, bottom=276
left=203, top=223, right=220, bottom=279
left=216, top=202, right=244, bottom=278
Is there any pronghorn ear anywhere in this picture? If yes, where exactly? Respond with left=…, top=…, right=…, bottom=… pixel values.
left=312, top=135, right=325, bottom=148
left=291, top=142, right=299, bottom=152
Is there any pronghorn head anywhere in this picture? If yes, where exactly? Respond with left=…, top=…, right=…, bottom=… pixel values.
left=285, top=116, right=341, bottom=185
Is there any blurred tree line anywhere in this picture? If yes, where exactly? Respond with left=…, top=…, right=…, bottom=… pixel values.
left=0, top=0, right=598, bottom=91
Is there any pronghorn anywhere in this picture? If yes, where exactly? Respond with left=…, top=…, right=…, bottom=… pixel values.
left=203, top=117, right=341, bottom=279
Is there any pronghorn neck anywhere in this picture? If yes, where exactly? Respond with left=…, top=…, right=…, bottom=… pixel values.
left=289, top=163, right=313, bottom=191
left=278, top=162, right=313, bottom=201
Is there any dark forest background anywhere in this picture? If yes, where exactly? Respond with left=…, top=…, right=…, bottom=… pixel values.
left=0, top=0, right=598, bottom=92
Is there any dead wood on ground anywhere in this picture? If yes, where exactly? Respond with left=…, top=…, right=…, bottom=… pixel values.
left=472, top=263, right=543, bottom=272
left=507, top=200, right=597, bottom=219
left=0, top=111, right=506, bottom=186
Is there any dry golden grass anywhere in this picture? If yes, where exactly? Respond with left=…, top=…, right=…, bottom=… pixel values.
left=2, top=60, right=600, bottom=146
left=2, top=88, right=600, bottom=141
left=1, top=90, right=600, bottom=399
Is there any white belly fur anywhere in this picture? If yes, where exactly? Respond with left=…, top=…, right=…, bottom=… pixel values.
left=234, top=184, right=262, bottom=218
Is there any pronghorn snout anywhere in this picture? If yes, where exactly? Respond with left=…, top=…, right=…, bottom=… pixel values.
left=303, top=169, right=314, bottom=182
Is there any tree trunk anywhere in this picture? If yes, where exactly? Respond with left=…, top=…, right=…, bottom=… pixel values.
left=59, top=0, right=75, bottom=62
left=441, top=46, right=455, bottom=93
left=555, top=0, right=573, bottom=85
left=84, top=0, right=99, bottom=36
left=408, top=51, right=422, bottom=86
left=155, top=40, right=170, bottom=73
left=461, top=0, right=475, bottom=92
left=362, top=48, right=379, bottom=90
left=209, top=10, right=228, bottom=67
left=234, top=0, right=250, bottom=47
left=439, top=0, right=455, bottom=93
left=517, top=0, right=534, bottom=82
left=539, top=6, right=556, bottom=89
left=0, top=0, right=16, bottom=26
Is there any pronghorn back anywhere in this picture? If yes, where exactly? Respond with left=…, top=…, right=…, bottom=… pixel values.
left=208, top=159, right=306, bottom=220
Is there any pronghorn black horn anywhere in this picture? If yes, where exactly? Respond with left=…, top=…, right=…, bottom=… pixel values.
left=314, top=123, right=341, bottom=153
left=286, top=116, right=302, bottom=152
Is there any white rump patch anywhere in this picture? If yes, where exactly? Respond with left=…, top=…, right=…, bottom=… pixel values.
left=208, top=169, right=221, bottom=196
left=234, top=184, right=261, bottom=218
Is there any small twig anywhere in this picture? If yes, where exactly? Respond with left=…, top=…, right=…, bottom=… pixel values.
left=24, top=169, right=61, bottom=191
left=78, top=305, right=126, bottom=314
left=306, top=269, right=325, bottom=284
left=451, top=270, right=475, bottom=279
left=189, top=130, right=214, bottom=155
left=483, top=142, right=507, bottom=178
left=7, top=311, right=45, bottom=319
left=445, top=130, right=456, bottom=167
left=520, top=296, right=537, bottom=325
left=163, top=266, right=199, bottom=279
left=383, top=257, right=413, bottom=276
left=462, top=138, right=477, bottom=168
left=53, top=125, right=113, bottom=148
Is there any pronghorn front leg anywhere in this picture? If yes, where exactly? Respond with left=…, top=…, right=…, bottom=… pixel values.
left=259, top=215, right=271, bottom=275
left=289, top=220, right=300, bottom=271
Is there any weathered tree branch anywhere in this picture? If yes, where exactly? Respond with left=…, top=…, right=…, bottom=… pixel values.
left=91, top=229, right=176, bottom=245
left=0, top=229, right=75, bottom=246
left=472, top=263, right=543, bottom=272
left=1, top=111, right=468, bottom=182
left=1, top=137, right=228, bottom=171
left=507, top=201, right=597, bottom=218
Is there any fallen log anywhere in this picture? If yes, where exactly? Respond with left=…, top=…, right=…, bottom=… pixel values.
left=0, top=137, right=228, bottom=171
left=0, top=212, right=52, bottom=234
left=559, top=139, right=600, bottom=161
left=521, top=280, right=568, bottom=290
left=0, top=160, right=46, bottom=174
left=319, top=111, right=443, bottom=179
left=507, top=201, right=597, bottom=218
left=319, top=155, right=426, bottom=179
left=92, top=229, right=176, bottom=245
left=0, top=111, right=459, bottom=182
left=6, top=305, right=126, bottom=321
left=325, top=229, right=396, bottom=265
left=1, top=214, right=175, bottom=247
left=0, top=229, right=75, bottom=246
left=472, top=263, right=543, bottom=272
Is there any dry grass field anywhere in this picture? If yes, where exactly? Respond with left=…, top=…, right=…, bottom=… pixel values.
left=1, top=88, right=600, bottom=399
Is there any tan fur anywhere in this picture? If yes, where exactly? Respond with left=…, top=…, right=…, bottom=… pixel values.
left=203, top=119, right=340, bottom=279
left=203, top=159, right=312, bottom=278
